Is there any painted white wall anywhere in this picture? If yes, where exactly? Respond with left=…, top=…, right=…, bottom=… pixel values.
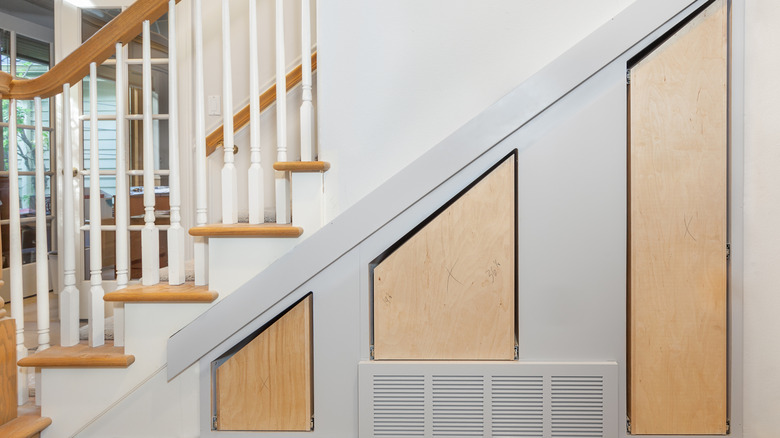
left=317, top=0, right=637, bottom=221
left=743, top=0, right=780, bottom=436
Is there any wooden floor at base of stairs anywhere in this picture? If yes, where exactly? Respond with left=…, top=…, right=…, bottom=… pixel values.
left=189, top=223, right=303, bottom=238
left=17, top=341, right=134, bottom=368
left=104, top=282, right=218, bottom=303
left=273, top=161, right=330, bottom=172
left=0, top=413, right=52, bottom=438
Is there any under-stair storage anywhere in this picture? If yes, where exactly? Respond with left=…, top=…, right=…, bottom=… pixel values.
left=212, top=294, right=313, bottom=431
left=371, top=154, right=516, bottom=360
left=628, top=0, right=728, bottom=434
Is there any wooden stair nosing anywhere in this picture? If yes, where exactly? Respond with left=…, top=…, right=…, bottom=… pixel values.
left=273, top=161, right=330, bottom=172
left=17, top=342, right=134, bottom=368
left=0, top=415, right=52, bottom=438
left=104, top=282, right=218, bottom=303
left=189, top=223, right=303, bottom=238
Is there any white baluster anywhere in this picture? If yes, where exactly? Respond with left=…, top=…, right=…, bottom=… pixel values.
left=193, top=0, right=209, bottom=285
left=167, top=0, right=185, bottom=284
left=88, top=62, right=105, bottom=347
left=34, top=97, right=50, bottom=352
left=248, top=0, right=264, bottom=224
left=300, top=0, right=315, bottom=161
left=60, top=83, right=80, bottom=347
left=275, top=0, right=291, bottom=224
left=221, top=0, right=238, bottom=224
left=114, top=43, right=128, bottom=347
left=141, top=20, right=160, bottom=285
left=8, top=99, right=28, bottom=404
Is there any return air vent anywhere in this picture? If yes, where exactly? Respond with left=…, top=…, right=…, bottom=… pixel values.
left=551, top=376, right=604, bottom=438
left=492, top=376, right=544, bottom=437
left=359, top=362, right=616, bottom=438
left=373, top=375, right=425, bottom=437
left=432, top=375, right=484, bottom=437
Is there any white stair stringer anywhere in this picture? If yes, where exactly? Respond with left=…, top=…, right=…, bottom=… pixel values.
left=39, top=302, right=211, bottom=438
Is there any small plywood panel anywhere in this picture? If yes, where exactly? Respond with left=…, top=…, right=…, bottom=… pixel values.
left=0, top=319, right=17, bottom=425
left=373, top=156, right=515, bottom=360
left=628, top=0, right=728, bottom=434
left=215, top=295, right=313, bottom=431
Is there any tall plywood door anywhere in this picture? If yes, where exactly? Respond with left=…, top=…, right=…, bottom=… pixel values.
left=373, top=154, right=516, bottom=360
left=213, top=295, right=313, bottom=431
left=628, top=0, right=728, bottom=434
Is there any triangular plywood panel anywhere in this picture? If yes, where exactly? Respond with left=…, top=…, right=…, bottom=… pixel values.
left=628, top=0, right=727, bottom=434
left=373, top=155, right=515, bottom=360
left=215, top=295, right=313, bottom=431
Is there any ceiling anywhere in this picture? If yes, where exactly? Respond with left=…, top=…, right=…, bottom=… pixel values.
left=0, top=0, right=54, bottom=30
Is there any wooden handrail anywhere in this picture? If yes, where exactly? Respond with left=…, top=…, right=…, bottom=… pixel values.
left=205, top=52, right=317, bottom=156
left=1, top=0, right=175, bottom=100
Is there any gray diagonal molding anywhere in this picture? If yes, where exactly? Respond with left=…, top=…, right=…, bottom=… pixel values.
left=167, top=0, right=703, bottom=379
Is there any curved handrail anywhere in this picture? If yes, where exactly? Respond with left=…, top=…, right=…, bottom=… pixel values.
left=1, top=0, right=174, bottom=100
left=205, top=52, right=317, bottom=156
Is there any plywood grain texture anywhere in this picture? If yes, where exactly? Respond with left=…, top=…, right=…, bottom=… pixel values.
left=0, top=319, right=17, bottom=425
left=215, top=295, right=313, bottom=431
left=628, top=0, right=728, bottom=434
left=373, top=156, right=515, bottom=360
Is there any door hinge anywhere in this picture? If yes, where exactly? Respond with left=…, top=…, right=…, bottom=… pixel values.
left=726, top=418, right=731, bottom=434
left=726, top=243, right=731, bottom=261
left=212, top=415, right=218, bottom=430
left=627, top=417, right=632, bottom=434
left=370, top=345, right=375, bottom=360
left=514, top=345, right=519, bottom=360
left=311, top=416, right=315, bottom=430
left=626, top=69, right=631, bottom=84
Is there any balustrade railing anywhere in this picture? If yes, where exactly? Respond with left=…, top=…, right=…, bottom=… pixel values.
left=1, top=0, right=317, bottom=406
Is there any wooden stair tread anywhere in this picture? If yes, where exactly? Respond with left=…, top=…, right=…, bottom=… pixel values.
left=189, top=223, right=303, bottom=238
left=104, top=282, right=218, bottom=303
left=17, top=341, right=134, bottom=368
left=273, top=161, right=330, bottom=172
left=0, top=414, right=52, bottom=438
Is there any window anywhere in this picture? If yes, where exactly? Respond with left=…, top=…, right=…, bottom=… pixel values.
left=0, top=29, right=54, bottom=268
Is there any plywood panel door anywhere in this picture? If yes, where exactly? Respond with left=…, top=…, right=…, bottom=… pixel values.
left=628, top=0, right=728, bottom=434
left=373, top=155, right=515, bottom=360
left=215, top=295, right=313, bottom=431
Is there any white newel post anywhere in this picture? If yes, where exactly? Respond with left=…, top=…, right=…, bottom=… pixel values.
left=60, top=84, right=80, bottom=347
left=193, top=0, right=209, bottom=285
left=34, top=97, right=50, bottom=352
left=300, top=0, right=315, bottom=161
left=114, top=43, right=128, bottom=346
left=275, top=0, right=291, bottom=224
left=247, top=0, right=264, bottom=224
left=167, top=0, right=186, bottom=284
left=221, top=0, right=238, bottom=224
left=8, top=99, right=28, bottom=404
left=141, top=20, right=160, bottom=285
left=88, top=62, right=105, bottom=347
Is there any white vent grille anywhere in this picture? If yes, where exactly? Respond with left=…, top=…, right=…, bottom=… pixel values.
left=550, top=375, right=604, bottom=438
left=432, top=375, right=484, bottom=437
left=491, top=376, right=544, bottom=437
left=373, top=374, right=425, bottom=437
left=359, top=362, right=616, bottom=438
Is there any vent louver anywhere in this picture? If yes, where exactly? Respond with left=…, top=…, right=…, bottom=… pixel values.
left=373, top=375, right=425, bottom=437
left=432, top=375, right=484, bottom=437
left=359, top=362, right=616, bottom=438
left=491, top=376, right=544, bottom=437
left=551, top=376, right=604, bottom=438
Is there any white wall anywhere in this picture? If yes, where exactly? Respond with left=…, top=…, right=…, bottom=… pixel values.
left=317, top=0, right=637, bottom=220
left=744, top=0, right=780, bottom=436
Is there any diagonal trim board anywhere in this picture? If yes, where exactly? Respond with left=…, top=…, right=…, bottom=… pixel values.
left=373, top=156, right=515, bottom=360
left=167, top=0, right=710, bottom=379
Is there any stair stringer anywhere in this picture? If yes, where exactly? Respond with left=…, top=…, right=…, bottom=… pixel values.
left=168, top=0, right=711, bottom=377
